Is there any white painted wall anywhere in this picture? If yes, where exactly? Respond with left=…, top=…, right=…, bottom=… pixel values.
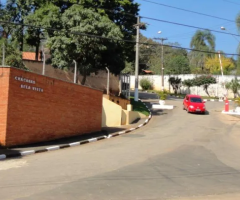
left=130, top=74, right=240, bottom=98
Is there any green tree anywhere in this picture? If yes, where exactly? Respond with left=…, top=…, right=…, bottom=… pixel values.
left=225, top=77, right=240, bottom=98
left=24, top=3, right=61, bottom=60
left=0, top=39, right=26, bottom=69
left=165, top=55, right=190, bottom=75
left=3, top=0, right=37, bottom=51
left=193, top=75, right=216, bottom=96
left=168, top=77, right=182, bottom=94
left=190, top=30, right=216, bottom=72
left=182, top=79, right=194, bottom=94
left=49, top=5, right=124, bottom=85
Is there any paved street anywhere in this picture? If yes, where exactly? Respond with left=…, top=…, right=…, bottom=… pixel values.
left=1, top=93, right=240, bottom=200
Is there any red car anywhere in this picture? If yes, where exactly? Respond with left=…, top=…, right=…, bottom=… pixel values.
left=183, top=94, right=206, bottom=114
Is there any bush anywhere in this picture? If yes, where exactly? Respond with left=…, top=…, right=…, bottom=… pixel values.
left=140, top=78, right=153, bottom=90
left=156, top=90, right=169, bottom=100
left=235, top=97, right=240, bottom=107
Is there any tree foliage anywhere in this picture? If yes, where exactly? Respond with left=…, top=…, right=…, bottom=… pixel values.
left=189, top=30, right=215, bottom=72
left=168, top=77, right=182, bottom=94
left=205, top=54, right=235, bottom=74
left=0, top=39, right=26, bottom=69
left=225, top=77, right=240, bottom=98
left=192, top=75, right=216, bottom=96
left=49, top=5, right=124, bottom=85
left=182, top=79, right=194, bottom=94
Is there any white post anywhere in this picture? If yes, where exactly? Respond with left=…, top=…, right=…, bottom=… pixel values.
left=73, top=60, right=77, bottom=83
left=106, top=67, right=110, bottom=95
left=42, top=43, right=46, bottom=75
left=2, top=43, right=5, bottom=66
left=218, top=51, right=226, bottom=98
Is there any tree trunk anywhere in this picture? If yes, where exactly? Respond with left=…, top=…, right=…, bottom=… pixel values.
left=81, top=66, right=87, bottom=85
left=204, top=85, right=210, bottom=96
left=81, top=74, right=87, bottom=85
left=35, top=44, right=39, bottom=61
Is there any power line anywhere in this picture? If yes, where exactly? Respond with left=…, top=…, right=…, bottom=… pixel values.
left=141, top=16, right=240, bottom=38
left=0, top=20, right=239, bottom=57
left=140, top=0, right=239, bottom=24
left=222, top=0, right=240, bottom=6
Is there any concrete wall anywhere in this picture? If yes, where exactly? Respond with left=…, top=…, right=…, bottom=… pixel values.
left=102, top=97, right=146, bottom=127
left=103, top=94, right=130, bottom=110
left=122, top=110, right=146, bottom=125
left=102, top=97, right=122, bottom=127
left=0, top=67, right=103, bottom=147
left=130, top=74, right=240, bottom=98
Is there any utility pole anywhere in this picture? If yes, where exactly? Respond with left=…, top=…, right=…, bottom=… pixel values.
left=133, top=16, right=140, bottom=101
left=133, top=16, right=146, bottom=101
left=153, top=37, right=168, bottom=91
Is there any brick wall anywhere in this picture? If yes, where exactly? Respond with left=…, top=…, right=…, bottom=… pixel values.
left=0, top=67, right=102, bottom=147
left=0, top=68, right=10, bottom=145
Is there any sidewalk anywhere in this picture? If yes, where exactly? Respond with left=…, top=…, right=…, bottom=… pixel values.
left=0, top=112, right=151, bottom=160
left=0, top=93, right=157, bottom=160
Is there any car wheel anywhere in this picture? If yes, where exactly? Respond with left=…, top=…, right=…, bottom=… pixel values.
left=187, top=108, right=190, bottom=113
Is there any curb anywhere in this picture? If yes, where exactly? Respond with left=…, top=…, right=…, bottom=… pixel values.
left=0, top=99, right=152, bottom=161
left=203, top=99, right=237, bottom=102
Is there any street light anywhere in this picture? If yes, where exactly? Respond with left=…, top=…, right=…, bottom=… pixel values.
left=221, top=26, right=240, bottom=42
left=220, top=26, right=240, bottom=99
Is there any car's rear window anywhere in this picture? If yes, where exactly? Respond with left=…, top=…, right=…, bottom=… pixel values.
left=190, top=97, right=202, bottom=103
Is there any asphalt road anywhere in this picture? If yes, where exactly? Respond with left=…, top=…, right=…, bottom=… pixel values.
left=1, top=93, right=240, bottom=200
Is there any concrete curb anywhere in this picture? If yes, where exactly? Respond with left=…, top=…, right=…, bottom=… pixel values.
left=0, top=99, right=152, bottom=161
left=203, top=99, right=237, bottom=102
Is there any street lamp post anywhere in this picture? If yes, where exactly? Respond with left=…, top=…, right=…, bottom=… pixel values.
left=220, top=26, right=240, bottom=99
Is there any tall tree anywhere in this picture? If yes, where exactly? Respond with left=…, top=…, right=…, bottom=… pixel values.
left=190, top=30, right=216, bottom=72
left=3, top=0, right=42, bottom=51
left=205, top=54, right=235, bottom=75
left=24, top=3, right=61, bottom=60
left=49, top=5, right=124, bottom=85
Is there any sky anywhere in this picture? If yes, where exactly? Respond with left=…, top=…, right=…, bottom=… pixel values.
left=1, top=0, right=239, bottom=58
left=135, top=0, right=240, bottom=58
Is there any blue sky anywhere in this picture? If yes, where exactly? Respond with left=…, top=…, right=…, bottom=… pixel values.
left=135, top=0, right=240, bottom=58
left=1, top=0, right=239, bottom=58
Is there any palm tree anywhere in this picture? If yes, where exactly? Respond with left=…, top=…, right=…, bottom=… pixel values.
left=190, top=30, right=215, bottom=51
left=190, top=30, right=216, bottom=72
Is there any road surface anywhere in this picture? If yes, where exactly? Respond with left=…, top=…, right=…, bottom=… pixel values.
left=1, top=93, right=240, bottom=200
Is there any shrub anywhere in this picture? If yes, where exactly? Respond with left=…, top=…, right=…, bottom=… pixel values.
left=235, top=97, right=240, bottom=107
left=156, top=90, right=168, bottom=100
left=140, top=78, right=153, bottom=90
left=225, top=77, right=240, bottom=98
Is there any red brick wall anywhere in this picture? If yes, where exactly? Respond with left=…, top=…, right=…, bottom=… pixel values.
left=1, top=67, right=102, bottom=147
left=0, top=68, right=10, bottom=145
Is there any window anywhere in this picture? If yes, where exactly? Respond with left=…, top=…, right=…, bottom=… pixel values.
left=190, top=97, right=202, bottom=103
